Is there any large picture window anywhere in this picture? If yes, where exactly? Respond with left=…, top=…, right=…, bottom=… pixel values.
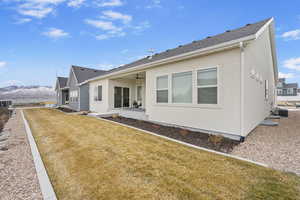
left=172, top=71, right=192, bottom=103
left=197, top=68, right=218, bottom=104
left=156, top=75, right=168, bottom=103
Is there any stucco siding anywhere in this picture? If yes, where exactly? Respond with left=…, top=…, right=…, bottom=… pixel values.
left=243, top=26, right=275, bottom=136
left=145, top=49, right=242, bottom=136
left=89, top=79, right=109, bottom=113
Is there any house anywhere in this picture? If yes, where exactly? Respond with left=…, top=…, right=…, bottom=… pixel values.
left=277, top=78, right=298, bottom=96
left=78, top=18, right=277, bottom=141
left=55, top=77, right=69, bottom=106
left=65, top=65, right=106, bottom=111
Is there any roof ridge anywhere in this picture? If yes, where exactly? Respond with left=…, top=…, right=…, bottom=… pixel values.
left=72, top=65, right=106, bottom=72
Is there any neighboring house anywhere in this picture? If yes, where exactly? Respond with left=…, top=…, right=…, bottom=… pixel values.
left=55, top=77, right=69, bottom=106
left=277, top=78, right=298, bottom=96
left=66, top=66, right=106, bottom=111
left=77, top=18, right=277, bottom=141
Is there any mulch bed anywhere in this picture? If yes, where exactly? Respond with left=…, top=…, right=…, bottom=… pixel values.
left=104, top=116, right=240, bottom=153
left=57, top=107, right=76, bottom=113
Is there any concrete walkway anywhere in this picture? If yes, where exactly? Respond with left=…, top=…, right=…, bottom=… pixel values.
left=232, top=111, right=300, bottom=176
left=0, top=110, right=42, bottom=200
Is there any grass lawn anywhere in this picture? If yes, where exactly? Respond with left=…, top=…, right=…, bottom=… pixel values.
left=24, top=108, right=300, bottom=200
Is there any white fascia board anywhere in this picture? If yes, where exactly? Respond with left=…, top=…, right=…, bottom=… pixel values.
left=80, top=35, right=256, bottom=86
left=255, top=18, right=274, bottom=39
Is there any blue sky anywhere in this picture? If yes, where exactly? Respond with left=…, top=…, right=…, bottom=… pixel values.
left=0, top=0, right=300, bottom=87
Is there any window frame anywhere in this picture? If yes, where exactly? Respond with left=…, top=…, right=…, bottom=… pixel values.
left=155, top=74, right=169, bottom=104
left=153, top=66, right=221, bottom=109
left=196, top=67, right=219, bottom=105
left=94, top=85, right=103, bottom=102
left=171, top=70, right=193, bottom=104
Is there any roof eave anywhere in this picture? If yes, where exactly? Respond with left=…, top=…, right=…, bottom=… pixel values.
left=80, top=34, right=256, bottom=85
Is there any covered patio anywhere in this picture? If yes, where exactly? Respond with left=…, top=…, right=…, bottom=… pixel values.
left=108, top=71, right=148, bottom=120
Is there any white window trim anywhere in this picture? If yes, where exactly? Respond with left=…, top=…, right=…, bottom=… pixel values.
left=154, top=66, right=221, bottom=109
left=93, top=85, right=103, bottom=103
left=136, top=85, right=143, bottom=102
left=171, top=70, right=193, bottom=104
left=196, top=66, right=219, bottom=106
left=155, top=74, right=170, bottom=104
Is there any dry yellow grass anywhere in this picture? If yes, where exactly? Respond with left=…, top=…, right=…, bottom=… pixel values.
left=24, top=108, right=300, bottom=200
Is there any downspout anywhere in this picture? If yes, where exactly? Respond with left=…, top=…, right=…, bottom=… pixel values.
left=239, top=42, right=245, bottom=142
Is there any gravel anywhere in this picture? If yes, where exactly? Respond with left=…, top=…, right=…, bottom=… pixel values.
left=0, top=110, right=43, bottom=200
left=232, top=111, right=300, bottom=176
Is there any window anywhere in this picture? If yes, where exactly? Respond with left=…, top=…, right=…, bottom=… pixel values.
left=265, top=80, right=269, bottom=100
left=172, top=71, right=192, bottom=103
left=156, top=75, right=168, bottom=103
left=70, top=90, right=78, bottom=102
left=197, top=68, right=218, bottom=104
left=94, top=86, right=102, bottom=101
left=137, top=86, right=142, bottom=101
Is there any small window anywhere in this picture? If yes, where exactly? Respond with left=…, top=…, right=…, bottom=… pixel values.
left=156, top=75, right=168, bottom=103
left=197, top=68, right=218, bottom=104
left=94, top=86, right=102, bottom=101
left=265, top=80, right=269, bottom=100
left=172, top=71, right=192, bottom=103
left=137, top=86, right=142, bottom=101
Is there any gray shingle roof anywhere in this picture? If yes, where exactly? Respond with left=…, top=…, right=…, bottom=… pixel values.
left=285, top=83, right=298, bottom=88
left=72, top=66, right=107, bottom=84
left=57, top=77, right=68, bottom=88
left=92, top=18, right=271, bottom=79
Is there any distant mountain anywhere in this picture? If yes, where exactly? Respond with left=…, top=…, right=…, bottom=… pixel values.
left=0, top=85, right=56, bottom=103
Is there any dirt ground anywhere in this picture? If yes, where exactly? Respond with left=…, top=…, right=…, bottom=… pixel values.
left=232, top=110, right=300, bottom=176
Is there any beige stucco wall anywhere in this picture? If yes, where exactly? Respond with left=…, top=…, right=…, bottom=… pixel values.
left=243, top=25, right=276, bottom=136
left=89, top=79, right=109, bottom=113
left=145, top=48, right=242, bottom=136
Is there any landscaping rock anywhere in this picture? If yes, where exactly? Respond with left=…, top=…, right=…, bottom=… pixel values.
left=0, top=132, right=9, bottom=141
left=0, top=141, right=8, bottom=150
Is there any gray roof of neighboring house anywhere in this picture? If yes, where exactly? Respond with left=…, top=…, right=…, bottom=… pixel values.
left=72, top=66, right=107, bottom=84
left=285, top=83, right=298, bottom=88
left=88, top=18, right=271, bottom=80
left=57, top=77, right=68, bottom=88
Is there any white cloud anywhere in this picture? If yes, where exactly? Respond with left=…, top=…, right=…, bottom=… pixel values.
left=146, top=0, right=161, bottom=9
left=101, top=10, right=132, bottom=24
left=278, top=72, right=295, bottom=79
left=43, top=28, right=69, bottom=38
left=96, top=0, right=123, bottom=7
left=14, top=0, right=66, bottom=18
left=18, top=7, right=53, bottom=18
left=95, top=31, right=125, bottom=40
left=281, top=29, right=300, bottom=40
left=67, top=0, right=85, bottom=7
left=283, top=57, right=300, bottom=71
left=0, top=61, right=7, bottom=68
left=85, top=19, right=122, bottom=32
left=15, top=18, right=32, bottom=24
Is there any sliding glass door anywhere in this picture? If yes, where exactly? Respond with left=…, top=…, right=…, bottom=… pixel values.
left=114, top=87, right=130, bottom=108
